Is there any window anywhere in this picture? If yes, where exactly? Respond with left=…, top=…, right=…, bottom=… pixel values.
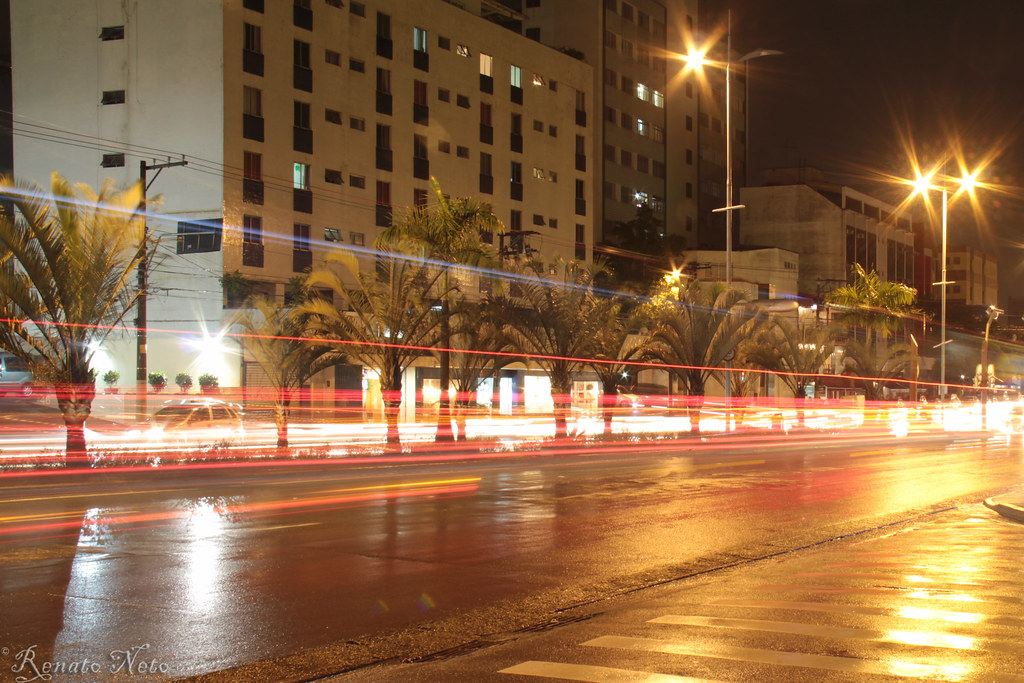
left=349, top=175, right=366, bottom=188
left=575, top=224, right=585, bottom=243
left=324, top=228, right=342, bottom=242
left=177, top=220, right=222, bottom=254
left=456, top=145, right=470, bottom=158
left=510, top=210, right=521, bottom=230
left=414, top=80, right=428, bottom=105
left=636, top=83, right=650, bottom=102
left=294, top=39, right=310, bottom=68
left=350, top=1, right=365, bottom=16
left=244, top=151, right=262, bottom=179
left=456, top=94, right=470, bottom=108
left=243, top=86, right=262, bottom=116
left=414, top=188, right=428, bottom=208
left=532, top=73, right=545, bottom=86
left=533, top=119, right=544, bottom=132
left=533, top=214, right=545, bottom=226
left=100, top=152, right=125, bottom=168
left=549, top=171, right=557, bottom=182
left=244, top=23, right=262, bottom=53
left=685, top=182, right=693, bottom=198
left=101, top=90, right=125, bottom=105
left=480, top=102, right=492, bottom=125
left=375, top=181, right=391, bottom=227
left=621, top=2, right=634, bottom=20
left=438, top=140, right=451, bottom=153
left=480, top=53, right=493, bottom=76
left=510, top=161, right=522, bottom=183
left=325, top=169, right=343, bottom=184
left=414, top=27, right=427, bottom=52
left=620, top=112, right=632, bottom=130
left=652, top=90, right=664, bottom=108
left=349, top=116, right=365, bottom=130
left=293, top=162, right=310, bottom=189
left=376, top=68, right=391, bottom=94
left=438, top=88, right=450, bottom=102
left=457, top=44, right=470, bottom=57
left=376, top=12, right=391, bottom=38
left=604, top=30, right=616, bottom=48
left=349, top=58, right=365, bottom=72
left=637, top=155, right=649, bottom=173
left=325, top=49, right=341, bottom=65
left=604, top=144, right=615, bottom=161
left=637, top=118, right=647, bottom=136
left=621, top=75, right=633, bottom=93
left=481, top=152, right=492, bottom=176
left=604, top=106, right=615, bottom=123
left=325, top=0, right=342, bottom=7
left=349, top=231, right=365, bottom=246
left=438, top=36, right=451, bottom=50
left=651, top=125, right=664, bottom=142
left=376, top=124, right=391, bottom=149
left=294, top=101, right=311, bottom=128
left=620, top=149, right=632, bottom=167
left=621, top=39, right=632, bottom=58
left=533, top=167, right=545, bottom=180
left=653, top=161, right=666, bottom=178
left=100, top=25, right=124, bottom=41
left=685, top=149, right=693, bottom=164
left=413, top=134, right=428, bottom=159
left=325, top=108, right=342, bottom=124
left=243, top=215, right=262, bottom=243
left=294, top=223, right=311, bottom=251
left=548, top=218, right=558, bottom=229
left=510, top=64, right=522, bottom=87
left=604, top=68, right=617, bottom=86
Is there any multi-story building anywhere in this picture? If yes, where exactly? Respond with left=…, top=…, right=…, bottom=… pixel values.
left=739, top=168, right=916, bottom=301
left=946, top=246, right=998, bottom=308
left=514, top=0, right=700, bottom=251
left=10, top=0, right=595, bottom=406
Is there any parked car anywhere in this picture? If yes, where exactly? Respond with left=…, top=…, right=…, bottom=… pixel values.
left=616, top=383, right=674, bottom=410
left=0, top=353, right=35, bottom=398
left=130, top=398, right=245, bottom=447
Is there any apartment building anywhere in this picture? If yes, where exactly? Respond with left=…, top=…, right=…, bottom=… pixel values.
left=514, top=0, right=700, bottom=252
left=946, top=246, right=998, bottom=308
left=10, top=0, right=594, bottom=397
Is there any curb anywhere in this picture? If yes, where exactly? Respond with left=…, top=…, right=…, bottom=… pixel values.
left=984, top=497, right=1024, bottom=524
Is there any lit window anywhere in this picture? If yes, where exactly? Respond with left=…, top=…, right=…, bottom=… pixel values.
left=414, top=27, right=427, bottom=52
left=457, top=44, right=470, bottom=57
left=293, top=162, right=310, bottom=189
left=533, top=167, right=545, bottom=179
left=510, top=64, right=522, bottom=87
left=652, top=90, right=664, bottom=108
left=480, top=53, right=492, bottom=76
left=637, top=119, right=647, bottom=136
left=636, top=83, right=650, bottom=102
left=325, top=228, right=342, bottom=242
left=532, top=73, right=545, bottom=86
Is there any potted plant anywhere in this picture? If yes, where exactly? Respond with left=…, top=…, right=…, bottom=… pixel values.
left=198, top=372, right=219, bottom=395
left=148, top=371, right=168, bottom=393
left=175, top=372, right=193, bottom=394
left=102, top=369, right=120, bottom=394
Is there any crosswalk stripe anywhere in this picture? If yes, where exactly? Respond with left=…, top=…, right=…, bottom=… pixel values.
left=583, top=634, right=970, bottom=678
left=498, top=660, right=718, bottom=682
left=753, top=583, right=1021, bottom=606
left=649, top=614, right=983, bottom=650
left=708, top=598, right=1011, bottom=625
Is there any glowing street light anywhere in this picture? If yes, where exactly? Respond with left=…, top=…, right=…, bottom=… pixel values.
left=910, top=165, right=982, bottom=399
left=684, top=13, right=781, bottom=287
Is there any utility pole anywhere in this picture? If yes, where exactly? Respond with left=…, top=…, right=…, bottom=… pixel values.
left=137, top=157, right=187, bottom=420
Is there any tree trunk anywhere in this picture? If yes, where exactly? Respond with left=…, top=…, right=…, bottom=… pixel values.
left=601, top=377, right=618, bottom=435
left=56, top=380, right=95, bottom=464
left=551, top=372, right=572, bottom=439
left=435, top=296, right=454, bottom=443
left=274, top=398, right=290, bottom=449
left=383, top=364, right=403, bottom=446
left=687, top=378, right=704, bottom=433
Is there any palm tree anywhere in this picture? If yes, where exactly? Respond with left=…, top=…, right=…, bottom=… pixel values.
left=235, top=296, right=347, bottom=448
left=826, top=263, right=919, bottom=340
left=746, top=315, right=840, bottom=427
left=376, top=179, right=503, bottom=442
left=497, top=257, right=609, bottom=439
left=586, top=299, right=646, bottom=435
left=642, top=274, right=762, bottom=432
left=0, top=173, right=144, bottom=460
left=446, top=297, right=518, bottom=440
left=841, top=338, right=913, bottom=402
left=300, top=246, right=446, bottom=446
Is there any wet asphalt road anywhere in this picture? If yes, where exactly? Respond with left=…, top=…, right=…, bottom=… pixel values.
left=0, top=431, right=1022, bottom=681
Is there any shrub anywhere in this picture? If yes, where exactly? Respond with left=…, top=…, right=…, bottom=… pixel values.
left=175, top=372, right=193, bottom=389
left=198, top=373, right=219, bottom=389
left=148, top=371, right=168, bottom=389
left=102, top=370, right=120, bottom=385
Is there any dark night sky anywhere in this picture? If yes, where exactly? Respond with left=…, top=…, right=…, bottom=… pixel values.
left=700, top=0, right=1024, bottom=301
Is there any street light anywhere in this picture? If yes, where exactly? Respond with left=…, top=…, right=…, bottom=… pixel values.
left=685, top=12, right=781, bottom=286
left=910, top=166, right=980, bottom=400
left=981, top=304, right=1002, bottom=429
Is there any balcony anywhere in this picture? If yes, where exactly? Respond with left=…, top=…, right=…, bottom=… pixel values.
left=479, top=174, right=493, bottom=195
left=242, top=114, right=264, bottom=142
left=242, top=50, right=264, bottom=76
left=376, top=91, right=392, bottom=115
left=292, top=249, right=313, bottom=273
left=510, top=182, right=523, bottom=202
left=293, top=188, right=313, bottom=213
left=575, top=198, right=586, bottom=216
left=293, top=126, right=312, bottom=154
left=376, top=147, right=393, bottom=172
left=293, top=3, right=312, bottom=30
left=293, top=65, right=312, bottom=92
left=413, top=103, right=429, bottom=126
left=511, top=85, right=523, bottom=105
left=413, top=157, right=429, bottom=180
left=375, top=204, right=392, bottom=227
left=242, top=241, right=264, bottom=268
left=376, top=36, right=392, bottom=59
left=510, top=133, right=522, bottom=154
left=479, top=74, right=493, bottom=94
left=575, top=154, right=586, bottom=172
left=242, top=178, right=264, bottom=205
left=575, top=109, right=587, bottom=127
left=479, top=123, right=493, bottom=145
left=575, top=242, right=587, bottom=260
left=413, top=50, right=429, bottom=71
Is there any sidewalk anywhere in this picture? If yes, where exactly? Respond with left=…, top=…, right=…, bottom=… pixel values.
left=985, top=493, right=1024, bottom=523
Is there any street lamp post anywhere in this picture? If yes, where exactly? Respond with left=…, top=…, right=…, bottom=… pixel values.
left=697, top=12, right=781, bottom=287
left=981, top=304, right=1002, bottom=430
left=912, top=168, right=978, bottom=401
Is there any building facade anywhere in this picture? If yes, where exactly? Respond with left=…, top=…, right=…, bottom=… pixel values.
left=11, top=0, right=595, bottom=407
left=945, top=246, right=998, bottom=308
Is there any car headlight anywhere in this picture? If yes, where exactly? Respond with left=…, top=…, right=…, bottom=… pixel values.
left=145, top=426, right=165, bottom=441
